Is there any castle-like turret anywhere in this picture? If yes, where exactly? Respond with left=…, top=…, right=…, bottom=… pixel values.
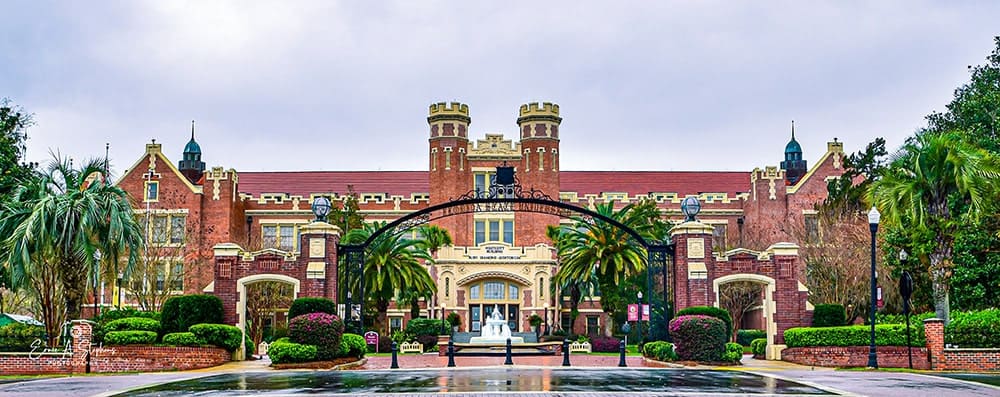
left=780, top=121, right=807, bottom=185
left=428, top=102, right=473, bottom=245
left=178, top=120, right=205, bottom=183
left=516, top=102, right=561, bottom=246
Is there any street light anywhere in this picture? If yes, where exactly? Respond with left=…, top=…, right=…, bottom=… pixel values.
left=899, top=249, right=914, bottom=369
left=93, top=250, right=102, bottom=317
left=681, top=196, right=701, bottom=222
left=311, top=196, right=332, bottom=222
left=441, top=303, right=447, bottom=335
left=867, top=206, right=881, bottom=369
left=543, top=303, right=549, bottom=336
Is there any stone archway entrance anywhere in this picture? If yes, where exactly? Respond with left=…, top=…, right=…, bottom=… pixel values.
left=235, top=274, right=300, bottom=359
left=713, top=274, right=776, bottom=353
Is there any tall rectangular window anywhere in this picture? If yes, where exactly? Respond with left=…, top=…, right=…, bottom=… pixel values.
left=474, top=221, right=486, bottom=245
left=489, top=220, right=500, bottom=242
left=145, top=181, right=158, bottom=201
left=805, top=214, right=820, bottom=243
left=151, top=216, right=168, bottom=244
left=279, top=226, right=295, bottom=251
left=503, top=220, right=514, bottom=244
left=586, top=316, right=599, bottom=336
left=474, top=173, right=488, bottom=196
left=170, top=215, right=186, bottom=244
left=474, top=219, right=514, bottom=245
left=712, top=224, right=727, bottom=251
left=263, top=226, right=277, bottom=248
left=170, top=262, right=184, bottom=291
left=561, top=312, right=572, bottom=332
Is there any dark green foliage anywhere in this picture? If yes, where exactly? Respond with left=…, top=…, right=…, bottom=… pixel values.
left=406, top=318, right=447, bottom=337
left=783, top=325, right=925, bottom=347
left=722, top=342, right=743, bottom=363
left=675, top=306, right=732, bottom=339
left=189, top=323, right=242, bottom=352
left=528, top=314, right=543, bottom=327
left=289, top=312, right=344, bottom=360
left=750, top=338, right=767, bottom=357
left=104, top=317, right=161, bottom=333
left=288, top=297, right=338, bottom=320
left=161, top=295, right=224, bottom=334
left=736, top=329, right=766, bottom=346
left=669, top=315, right=728, bottom=362
left=641, top=341, right=677, bottom=361
left=812, top=304, right=846, bottom=327
left=339, top=333, right=366, bottom=358
left=244, top=331, right=254, bottom=356
left=945, top=309, right=1000, bottom=348
left=105, top=330, right=157, bottom=345
left=269, top=337, right=318, bottom=364
left=95, top=308, right=160, bottom=323
left=0, top=323, right=46, bottom=352
left=162, top=332, right=204, bottom=347
left=447, top=312, right=461, bottom=328
left=415, top=334, right=438, bottom=352
left=0, top=98, right=35, bottom=202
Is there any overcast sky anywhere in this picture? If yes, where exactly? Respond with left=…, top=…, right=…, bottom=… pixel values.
left=3, top=1, right=998, bottom=175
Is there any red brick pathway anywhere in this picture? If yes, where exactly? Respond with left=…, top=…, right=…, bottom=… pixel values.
left=361, top=354, right=658, bottom=369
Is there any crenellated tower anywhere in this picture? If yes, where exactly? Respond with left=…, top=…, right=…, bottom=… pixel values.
left=516, top=102, right=562, bottom=246
left=428, top=102, right=474, bottom=245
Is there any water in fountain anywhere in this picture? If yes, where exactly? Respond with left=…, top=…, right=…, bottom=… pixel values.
left=469, top=304, right=525, bottom=344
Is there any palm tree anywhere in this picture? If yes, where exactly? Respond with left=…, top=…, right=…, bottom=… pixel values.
left=548, top=225, right=599, bottom=333
left=344, top=222, right=436, bottom=333
left=869, top=132, right=1000, bottom=324
left=416, top=224, right=453, bottom=256
left=1, top=156, right=143, bottom=323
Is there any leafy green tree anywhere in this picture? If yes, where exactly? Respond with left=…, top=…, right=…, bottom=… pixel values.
left=548, top=225, right=598, bottom=333
left=343, top=221, right=435, bottom=334
left=869, top=132, right=1000, bottom=324
left=0, top=98, right=36, bottom=203
left=926, top=37, right=1000, bottom=153
left=0, top=156, right=144, bottom=321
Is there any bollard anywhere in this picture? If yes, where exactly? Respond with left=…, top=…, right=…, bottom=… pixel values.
left=562, top=339, right=571, bottom=367
left=618, top=340, right=627, bottom=367
left=447, top=340, right=456, bottom=367
left=391, top=341, right=399, bottom=369
left=504, top=338, right=514, bottom=365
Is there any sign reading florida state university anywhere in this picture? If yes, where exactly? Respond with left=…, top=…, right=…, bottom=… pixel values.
left=627, top=304, right=639, bottom=322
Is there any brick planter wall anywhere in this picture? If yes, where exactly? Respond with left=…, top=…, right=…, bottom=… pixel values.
left=0, top=353, right=77, bottom=375
left=781, top=346, right=930, bottom=369
left=925, top=318, right=1000, bottom=371
left=91, top=346, right=230, bottom=373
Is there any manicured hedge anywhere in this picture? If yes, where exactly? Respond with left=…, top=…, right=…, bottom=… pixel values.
left=812, top=304, right=846, bottom=327
left=290, top=312, right=344, bottom=360
left=675, top=306, right=732, bottom=339
left=406, top=318, right=448, bottom=337
left=288, top=297, right=337, bottom=320
left=269, top=338, right=318, bottom=364
left=945, top=309, right=1000, bottom=348
left=722, top=342, right=743, bottom=363
left=339, top=333, right=366, bottom=358
left=162, top=332, right=204, bottom=347
left=0, top=323, right=46, bottom=352
left=104, top=317, right=161, bottom=333
left=669, top=315, right=727, bottom=362
left=750, top=338, right=767, bottom=357
left=642, top=341, right=678, bottom=361
left=105, top=330, right=158, bottom=345
left=189, top=323, right=243, bottom=352
left=783, top=324, right=924, bottom=348
left=736, top=329, right=766, bottom=346
left=161, top=295, right=224, bottom=334
left=96, top=308, right=160, bottom=323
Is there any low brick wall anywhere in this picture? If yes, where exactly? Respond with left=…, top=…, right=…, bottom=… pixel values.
left=782, top=346, right=930, bottom=369
left=925, top=318, right=1000, bottom=371
left=0, top=353, right=78, bottom=375
left=91, top=346, right=230, bottom=373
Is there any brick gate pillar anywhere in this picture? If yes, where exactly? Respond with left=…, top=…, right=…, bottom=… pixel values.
left=296, top=221, right=342, bottom=301
left=670, top=221, right=716, bottom=310
left=924, top=318, right=945, bottom=370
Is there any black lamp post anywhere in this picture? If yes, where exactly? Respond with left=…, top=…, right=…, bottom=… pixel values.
left=93, top=250, right=102, bottom=317
left=867, top=206, right=880, bottom=369
left=899, top=249, right=914, bottom=369
left=637, top=290, right=644, bottom=343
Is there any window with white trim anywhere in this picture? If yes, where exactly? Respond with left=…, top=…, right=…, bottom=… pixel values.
left=474, top=219, right=514, bottom=245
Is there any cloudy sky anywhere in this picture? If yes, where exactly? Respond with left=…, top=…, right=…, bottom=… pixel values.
left=3, top=1, right=998, bottom=175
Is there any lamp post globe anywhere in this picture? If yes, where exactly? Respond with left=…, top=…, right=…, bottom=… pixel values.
left=681, top=196, right=701, bottom=222
left=867, top=206, right=880, bottom=369
left=311, top=196, right=332, bottom=222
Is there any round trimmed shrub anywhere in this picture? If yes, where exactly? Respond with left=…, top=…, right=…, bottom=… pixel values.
left=161, top=295, right=224, bottom=335
left=189, top=323, right=243, bottom=352
left=339, top=333, right=366, bottom=358
left=104, top=317, right=161, bottom=333
left=736, top=329, right=766, bottom=346
left=289, top=312, right=344, bottom=360
left=642, top=341, right=678, bottom=361
left=722, top=342, right=743, bottom=363
left=812, top=304, right=846, bottom=327
left=288, top=297, right=337, bottom=320
left=269, top=338, right=318, bottom=364
left=750, top=338, right=767, bottom=357
left=675, top=306, right=732, bottom=340
left=105, top=330, right=157, bottom=345
left=590, top=336, right=621, bottom=353
left=162, top=332, right=204, bottom=347
left=669, top=315, right=728, bottom=362
left=0, top=323, right=46, bottom=352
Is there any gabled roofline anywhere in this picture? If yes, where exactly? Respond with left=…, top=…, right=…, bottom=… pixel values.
left=786, top=140, right=844, bottom=194
left=118, top=143, right=203, bottom=194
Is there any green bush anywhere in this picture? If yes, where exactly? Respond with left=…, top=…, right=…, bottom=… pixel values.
left=339, top=333, right=366, bottom=358
left=736, top=329, right=766, bottom=346
left=406, top=318, right=448, bottom=337
left=812, top=304, right=846, bottom=327
left=161, top=295, right=224, bottom=335
left=783, top=324, right=924, bottom=347
left=447, top=312, right=461, bottom=328
left=675, top=306, right=732, bottom=340
left=722, top=342, right=743, bottom=363
left=96, top=308, right=160, bottom=323
left=750, top=338, right=767, bottom=357
left=0, top=323, right=46, bottom=352
left=290, top=312, right=344, bottom=360
left=642, top=341, right=678, bottom=361
left=269, top=337, right=318, bottom=364
left=162, top=332, right=204, bottom=347
left=105, top=330, right=158, bottom=345
left=669, top=315, right=728, bottom=362
left=288, top=297, right=338, bottom=320
left=104, top=317, right=161, bottom=333
left=189, top=323, right=243, bottom=352
left=945, top=309, right=1000, bottom=348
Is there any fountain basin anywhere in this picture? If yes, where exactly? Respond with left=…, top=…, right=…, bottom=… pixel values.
left=469, top=336, right=525, bottom=344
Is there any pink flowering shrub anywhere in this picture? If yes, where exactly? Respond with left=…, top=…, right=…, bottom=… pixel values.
left=668, top=315, right=727, bottom=362
left=289, top=312, right=345, bottom=360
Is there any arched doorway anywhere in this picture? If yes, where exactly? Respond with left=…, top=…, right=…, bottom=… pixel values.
left=236, top=274, right=300, bottom=359
left=457, top=272, right=533, bottom=332
left=713, top=274, right=776, bottom=355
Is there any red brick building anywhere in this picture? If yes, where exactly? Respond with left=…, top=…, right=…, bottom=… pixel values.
left=112, top=102, right=846, bottom=343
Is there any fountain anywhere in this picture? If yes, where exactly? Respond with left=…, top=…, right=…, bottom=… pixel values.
left=469, top=304, right=524, bottom=344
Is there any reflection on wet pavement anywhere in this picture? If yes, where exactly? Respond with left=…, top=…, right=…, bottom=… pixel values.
left=117, top=368, right=835, bottom=396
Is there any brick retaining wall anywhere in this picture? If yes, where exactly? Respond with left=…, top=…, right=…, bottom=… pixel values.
left=925, top=318, right=1000, bottom=371
left=781, top=346, right=930, bottom=369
